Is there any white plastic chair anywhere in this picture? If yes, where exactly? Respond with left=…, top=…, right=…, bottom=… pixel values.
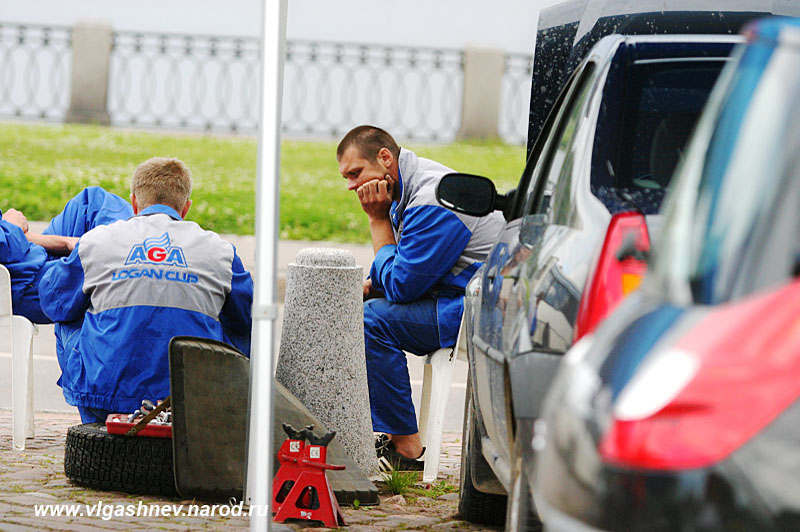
left=0, top=264, right=38, bottom=450
left=417, top=319, right=466, bottom=482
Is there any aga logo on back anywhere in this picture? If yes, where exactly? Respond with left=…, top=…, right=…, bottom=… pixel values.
left=125, top=232, right=187, bottom=268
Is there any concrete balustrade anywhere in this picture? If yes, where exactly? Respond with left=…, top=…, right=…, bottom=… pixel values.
left=62, top=22, right=510, bottom=140
left=457, top=46, right=505, bottom=140
left=65, top=20, right=112, bottom=125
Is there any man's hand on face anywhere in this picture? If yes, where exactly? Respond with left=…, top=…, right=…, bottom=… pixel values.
left=356, top=177, right=394, bottom=221
left=2, top=208, right=29, bottom=233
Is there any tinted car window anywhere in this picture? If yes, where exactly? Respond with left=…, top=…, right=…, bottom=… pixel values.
left=591, top=54, right=727, bottom=215
left=654, top=41, right=800, bottom=304
left=524, top=65, right=595, bottom=222
left=534, top=78, right=592, bottom=225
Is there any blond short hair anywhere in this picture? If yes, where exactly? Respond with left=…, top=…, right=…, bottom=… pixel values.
left=131, top=157, right=192, bottom=211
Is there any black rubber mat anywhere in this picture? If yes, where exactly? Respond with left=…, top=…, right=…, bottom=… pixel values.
left=169, top=336, right=378, bottom=506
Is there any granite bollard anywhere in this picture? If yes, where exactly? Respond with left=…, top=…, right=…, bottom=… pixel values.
left=275, top=248, right=377, bottom=475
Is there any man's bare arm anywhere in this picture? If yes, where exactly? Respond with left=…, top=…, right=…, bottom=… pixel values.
left=367, top=217, right=396, bottom=256
left=26, top=233, right=79, bottom=255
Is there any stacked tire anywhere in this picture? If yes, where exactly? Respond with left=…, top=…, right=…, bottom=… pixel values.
left=64, top=423, right=176, bottom=496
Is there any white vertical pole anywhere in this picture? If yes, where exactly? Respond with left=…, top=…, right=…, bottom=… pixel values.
left=246, top=0, right=287, bottom=530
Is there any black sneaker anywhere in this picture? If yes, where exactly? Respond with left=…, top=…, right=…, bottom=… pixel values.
left=375, top=433, right=391, bottom=450
left=375, top=434, right=425, bottom=472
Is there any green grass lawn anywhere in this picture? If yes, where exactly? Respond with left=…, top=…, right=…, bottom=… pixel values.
left=0, top=121, right=525, bottom=242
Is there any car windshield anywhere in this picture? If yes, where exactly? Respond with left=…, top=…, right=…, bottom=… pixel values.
left=591, top=54, right=728, bottom=215
left=652, top=37, right=800, bottom=305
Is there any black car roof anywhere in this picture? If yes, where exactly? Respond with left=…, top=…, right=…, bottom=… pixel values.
left=527, top=0, right=800, bottom=157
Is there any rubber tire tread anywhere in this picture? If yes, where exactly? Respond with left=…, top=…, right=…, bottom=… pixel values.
left=64, top=423, right=176, bottom=496
left=458, top=374, right=507, bottom=525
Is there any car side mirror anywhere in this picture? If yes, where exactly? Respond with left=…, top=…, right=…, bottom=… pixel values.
left=520, top=213, right=548, bottom=248
left=436, top=173, right=509, bottom=217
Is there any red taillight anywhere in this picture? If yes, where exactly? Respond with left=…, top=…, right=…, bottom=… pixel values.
left=573, top=212, right=650, bottom=343
left=599, top=279, right=800, bottom=470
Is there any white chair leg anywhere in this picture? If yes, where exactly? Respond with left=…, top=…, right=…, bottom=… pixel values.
left=418, top=356, right=436, bottom=448
left=12, top=316, right=37, bottom=450
left=422, top=347, right=456, bottom=483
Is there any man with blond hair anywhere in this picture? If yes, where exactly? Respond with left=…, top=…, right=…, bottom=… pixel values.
left=40, top=157, right=253, bottom=423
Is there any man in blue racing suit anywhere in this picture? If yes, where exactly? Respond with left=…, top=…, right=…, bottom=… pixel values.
left=39, top=157, right=253, bottom=423
left=1, top=188, right=133, bottom=323
left=337, top=126, right=504, bottom=468
left=1, top=187, right=134, bottom=361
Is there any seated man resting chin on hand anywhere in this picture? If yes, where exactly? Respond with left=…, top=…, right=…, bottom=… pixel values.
left=336, top=125, right=504, bottom=470
left=39, top=157, right=253, bottom=424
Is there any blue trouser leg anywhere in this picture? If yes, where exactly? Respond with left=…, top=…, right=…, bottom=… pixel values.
left=77, top=406, right=111, bottom=424
left=43, top=186, right=132, bottom=237
left=53, top=317, right=82, bottom=388
left=16, top=285, right=51, bottom=324
left=363, top=297, right=443, bottom=435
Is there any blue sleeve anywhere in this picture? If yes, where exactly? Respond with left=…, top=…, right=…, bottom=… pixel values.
left=0, top=218, right=32, bottom=263
left=370, top=205, right=472, bottom=304
left=38, top=243, right=89, bottom=322
left=220, top=247, right=253, bottom=357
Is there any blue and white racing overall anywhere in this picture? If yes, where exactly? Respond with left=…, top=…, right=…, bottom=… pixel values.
left=39, top=203, right=253, bottom=423
left=366, top=148, right=504, bottom=435
left=1, top=186, right=133, bottom=324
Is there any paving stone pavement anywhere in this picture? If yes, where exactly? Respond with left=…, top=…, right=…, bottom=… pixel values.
left=0, top=410, right=501, bottom=531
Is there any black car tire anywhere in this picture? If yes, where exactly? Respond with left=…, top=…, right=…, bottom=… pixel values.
left=506, top=429, right=543, bottom=532
left=458, top=373, right=507, bottom=525
left=64, top=423, right=176, bottom=496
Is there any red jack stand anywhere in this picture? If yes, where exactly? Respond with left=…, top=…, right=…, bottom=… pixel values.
left=272, top=424, right=311, bottom=515
left=272, top=427, right=346, bottom=528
